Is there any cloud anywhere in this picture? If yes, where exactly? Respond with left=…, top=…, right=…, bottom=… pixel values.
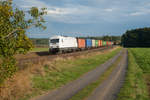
left=129, top=8, right=150, bottom=16
left=14, top=0, right=121, bottom=24
left=47, top=8, right=68, bottom=15
left=18, top=0, right=47, bottom=8
left=14, top=0, right=150, bottom=24
left=104, top=8, right=113, bottom=12
left=12, top=0, right=150, bottom=38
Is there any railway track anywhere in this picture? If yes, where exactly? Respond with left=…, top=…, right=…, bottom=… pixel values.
left=17, top=46, right=115, bottom=70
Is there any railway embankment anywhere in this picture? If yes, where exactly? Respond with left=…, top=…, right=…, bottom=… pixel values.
left=0, top=47, right=121, bottom=100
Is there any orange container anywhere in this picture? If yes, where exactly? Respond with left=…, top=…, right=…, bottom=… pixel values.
left=100, top=40, right=102, bottom=46
left=98, top=40, right=102, bottom=47
left=98, top=40, right=100, bottom=47
left=106, top=41, right=109, bottom=46
left=109, top=41, right=111, bottom=45
left=77, top=38, right=85, bottom=48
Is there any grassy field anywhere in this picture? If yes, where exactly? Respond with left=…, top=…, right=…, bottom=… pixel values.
left=31, top=47, right=49, bottom=52
left=18, top=47, right=121, bottom=100
left=69, top=52, right=122, bottom=100
left=117, top=48, right=150, bottom=100
left=130, top=48, right=150, bottom=73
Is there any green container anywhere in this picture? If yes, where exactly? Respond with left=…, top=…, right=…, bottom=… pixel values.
left=102, top=41, right=106, bottom=46
left=95, top=40, right=99, bottom=47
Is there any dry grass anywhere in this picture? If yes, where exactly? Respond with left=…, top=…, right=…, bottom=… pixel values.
left=0, top=47, right=120, bottom=100
left=0, top=61, right=47, bottom=100
left=15, top=53, right=39, bottom=60
left=0, top=71, right=31, bottom=100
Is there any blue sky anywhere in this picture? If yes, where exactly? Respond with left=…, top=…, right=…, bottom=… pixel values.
left=13, top=0, right=150, bottom=38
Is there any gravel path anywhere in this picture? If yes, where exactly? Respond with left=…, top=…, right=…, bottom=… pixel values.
left=85, top=49, right=128, bottom=100
left=33, top=49, right=123, bottom=100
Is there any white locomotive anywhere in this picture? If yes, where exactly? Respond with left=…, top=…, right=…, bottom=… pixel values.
left=49, top=36, right=78, bottom=53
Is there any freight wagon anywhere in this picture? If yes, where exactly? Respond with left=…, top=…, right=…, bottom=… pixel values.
left=77, top=38, right=86, bottom=50
left=98, top=40, right=103, bottom=47
left=102, top=41, right=107, bottom=46
left=86, top=39, right=92, bottom=48
left=92, top=39, right=96, bottom=47
left=49, top=35, right=113, bottom=53
left=95, top=40, right=99, bottom=47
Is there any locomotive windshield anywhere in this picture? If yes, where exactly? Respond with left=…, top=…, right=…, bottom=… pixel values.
left=50, top=39, right=59, bottom=43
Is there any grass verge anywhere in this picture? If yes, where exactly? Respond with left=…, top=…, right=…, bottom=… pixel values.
left=69, top=52, right=123, bottom=100
left=31, top=48, right=49, bottom=52
left=117, top=50, right=149, bottom=100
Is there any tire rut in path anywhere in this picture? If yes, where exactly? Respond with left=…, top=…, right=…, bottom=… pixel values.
left=33, top=50, right=123, bottom=100
left=85, top=49, right=128, bottom=100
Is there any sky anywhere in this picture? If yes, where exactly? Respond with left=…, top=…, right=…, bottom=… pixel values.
left=13, top=0, right=150, bottom=38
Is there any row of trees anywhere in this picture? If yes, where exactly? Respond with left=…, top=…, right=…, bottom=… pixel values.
left=121, top=27, right=150, bottom=47
left=30, top=35, right=121, bottom=47
left=30, top=38, right=49, bottom=47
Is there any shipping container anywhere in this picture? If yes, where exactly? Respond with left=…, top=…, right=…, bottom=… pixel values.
left=106, top=41, right=109, bottom=46
left=98, top=40, right=103, bottom=47
left=102, top=41, right=107, bottom=46
left=109, top=41, right=112, bottom=45
left=100, top=40, right=103, bottom=46
left=86, top=39, right=92, bottom=48
left=111, top=42, right=113, bottom=45
left=77, top=38, right=86, bottom=48
left=92, top=39, right=95, bottom=47
left=101, top=40, right=103, bottom=46
left=95, top=40, right=99, bottom=47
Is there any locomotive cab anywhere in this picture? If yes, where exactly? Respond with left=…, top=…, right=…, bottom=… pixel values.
left=49, top=36, right=61, bottom=53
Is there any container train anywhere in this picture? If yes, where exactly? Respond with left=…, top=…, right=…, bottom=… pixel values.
left=49, top=35, right=113, bottom=53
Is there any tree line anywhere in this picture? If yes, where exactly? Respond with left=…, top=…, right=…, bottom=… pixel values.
left=30, top=38, right=49, bottom=47
left=121, top=27, right=150, bottom=47
left=31, top=35, right=121, bottom=47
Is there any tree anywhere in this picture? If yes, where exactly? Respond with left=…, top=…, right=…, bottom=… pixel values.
left=0, top=0, right=47, bottom=84
left=121, top=27, right=150, bottom=47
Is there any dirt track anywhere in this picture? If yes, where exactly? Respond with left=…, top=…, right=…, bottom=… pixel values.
left=33, top=49, right=123, bottom=100
left=86, top=49, right=127, bottom=100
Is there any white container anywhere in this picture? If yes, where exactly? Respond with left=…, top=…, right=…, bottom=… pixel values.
left=92, top=39, right=96, bottom=47
left=49, top=35, right=78, bottom=52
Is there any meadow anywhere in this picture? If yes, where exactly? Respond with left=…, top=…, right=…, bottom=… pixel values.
left=117, top=48, right=150, bottom=100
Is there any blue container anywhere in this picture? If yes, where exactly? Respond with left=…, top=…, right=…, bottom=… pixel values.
left=86, top=39, right=92, bottom=48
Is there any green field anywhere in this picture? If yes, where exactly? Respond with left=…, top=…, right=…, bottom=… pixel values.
left=130, top=48, right=150, bottom=73
left=31, top=48, right=49, bottom=52
left=117, top=48, right=150, bottom=100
